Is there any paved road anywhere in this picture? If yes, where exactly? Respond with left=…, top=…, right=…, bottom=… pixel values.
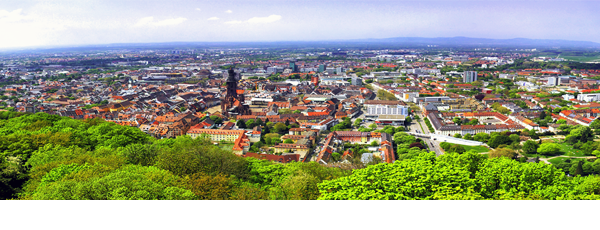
left=412, top=117, right=444, bottom=156
left=346, top=110, right=445, bottom=157
left=539, top=156, right=596, bottom=164
left=402, top=117, right=444, bottom=156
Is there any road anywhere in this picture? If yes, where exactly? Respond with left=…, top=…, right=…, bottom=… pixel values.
left=346, top=108, right=444, bottom=158
left=413, top=115, right=444, bottom=156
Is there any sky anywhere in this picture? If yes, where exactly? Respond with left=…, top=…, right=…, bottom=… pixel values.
left=0, top=0, right=599, bottom=49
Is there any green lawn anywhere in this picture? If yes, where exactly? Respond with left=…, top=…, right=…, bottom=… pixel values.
left=548, top=157, right=572, bottom=165
left=462, top=145, right=490, bottom=153
left=561, top=55, right=600, bottom=62
left=554, top=142, right=587, bottom=157
left=524, top=139, right=589, bottom=158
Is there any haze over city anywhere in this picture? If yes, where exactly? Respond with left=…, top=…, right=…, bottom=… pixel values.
left=1, top=0, right=600, bottom=49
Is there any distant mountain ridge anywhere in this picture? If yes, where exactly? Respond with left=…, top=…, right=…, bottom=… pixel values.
left=3, top=36, right=600, bottom=53
left=350, top=36, right=600, bottom=48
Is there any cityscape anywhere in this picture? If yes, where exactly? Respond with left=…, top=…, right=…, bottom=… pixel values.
left=2, top=1, right=600, bottom=205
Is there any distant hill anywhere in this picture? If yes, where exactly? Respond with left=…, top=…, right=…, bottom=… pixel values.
left=3, top=36, right=600, bottom=53
left=350, top=36, right=600, bottom=48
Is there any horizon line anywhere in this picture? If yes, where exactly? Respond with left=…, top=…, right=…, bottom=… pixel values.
left=2, top=36, right=599, bottom=52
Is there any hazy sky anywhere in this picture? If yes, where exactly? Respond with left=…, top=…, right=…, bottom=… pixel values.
left=0, top=0, right=599, bottom=48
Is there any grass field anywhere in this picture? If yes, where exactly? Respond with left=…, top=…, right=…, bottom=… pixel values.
left=555, top=142, right=588, bottom=157
left=463, top=145, right=490, bottom=153
left=548, top=157, right=572, bottom=165
left=562, top=55, right=600, bottom=62
left=523, top=139, right=590, bottom=158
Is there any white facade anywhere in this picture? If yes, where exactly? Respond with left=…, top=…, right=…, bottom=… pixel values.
left=562, top=94, right=575, bottom=101
left=401, top=92, right=419, bottom=102
left=547, top=77, right=558, bottom=86
left=366, top=104, right=409, bottom=117
left=577, top=93, right=600, bottom=102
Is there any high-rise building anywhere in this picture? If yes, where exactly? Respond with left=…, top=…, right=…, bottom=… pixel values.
left=547, top=77, right=558, bottom=86
left=318, top=64, right=326, bottom=73
left=463, top=71, right=478, bottom=83
left=289, top=62, right=298, bottom=72
left=351, top=76, right=362, bottom=86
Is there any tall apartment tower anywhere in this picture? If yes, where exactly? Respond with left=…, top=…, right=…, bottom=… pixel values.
left=547, top=77, right=558, bottom=86
left=289, top=61, right=298, bottom=72
left=318, top=64, right=326, bottom=73
left=463, top=71, right=478, bottom=83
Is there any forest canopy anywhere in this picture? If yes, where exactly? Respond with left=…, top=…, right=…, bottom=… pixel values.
left=2, top=111, right=600, bottom=200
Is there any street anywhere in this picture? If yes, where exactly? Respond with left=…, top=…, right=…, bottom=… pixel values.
left=413, top=115, right=444, bottom=156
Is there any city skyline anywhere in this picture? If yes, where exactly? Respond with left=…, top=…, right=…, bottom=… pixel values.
left=1, top=0, right=600, bottom=49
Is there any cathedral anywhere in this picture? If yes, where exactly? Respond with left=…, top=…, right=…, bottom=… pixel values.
left=221, top=67, right=250, bottom=117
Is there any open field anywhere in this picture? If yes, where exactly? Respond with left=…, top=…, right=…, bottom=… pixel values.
left=562, top=55, right=600, bottom=62
left=462, top=145, right=490, bottom=153
left=556, top=142, right=587, bottom=157
left=548, top=157, right=571, bottom=165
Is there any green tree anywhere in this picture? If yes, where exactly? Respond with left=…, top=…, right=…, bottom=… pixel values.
left=278, top=109, right=292, bottom=114
left=447, top=144, right=466, bottom=154
left=452, top=117, right=462, bottom=125
left=245, top=119, right=256, bottom=129
left=488, top=148, right=516, bottom=159
left=318, top=152, right=485, bottom=200
left=487, top=135, right=511, bottom=148
left=273, top=123, right=287, bottom=134
left=537, top=143, right=562, bottom=156
left=522, top=140, right=539, bottom=155
left=30, top=165, right=196, bottom=200
left=331, top=152, right=341, bottom=162
left=466, top=119, right=479, bottom=125
left=353, top=118, right=362, bottom=127
left=236, top=120, right=246, bottom=129
left=120, top=143, right=159, bottom=166
left=473, top=133, right=491, bottom=142
left=209, top=115, right=223, bottom=124
left=590, top=119, right=600, bottom=129
left=509, top=134, right=521, bottom=144
left=539, top=111, right=546, bottom=120
left=463, top=133, right=473, bottom=140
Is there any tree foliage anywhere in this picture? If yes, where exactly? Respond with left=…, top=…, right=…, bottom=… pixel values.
left=318, top=152, right=600, bottom=200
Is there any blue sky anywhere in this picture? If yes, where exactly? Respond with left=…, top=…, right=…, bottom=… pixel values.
left=0, top=0, right=599, bottom=48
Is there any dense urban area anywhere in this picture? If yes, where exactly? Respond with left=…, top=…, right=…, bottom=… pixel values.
left=3, top=44, right=600, bottom=200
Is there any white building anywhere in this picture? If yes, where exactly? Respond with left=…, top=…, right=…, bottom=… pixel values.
left=577, top=93, right=600, bottom=102
left=562, top=94, right=575, bottom=101
left=547, top=77, right=558, bottom=86
left=365, top=104, right=409, bottom=119
left=401, top=92, right=419, bottom=102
